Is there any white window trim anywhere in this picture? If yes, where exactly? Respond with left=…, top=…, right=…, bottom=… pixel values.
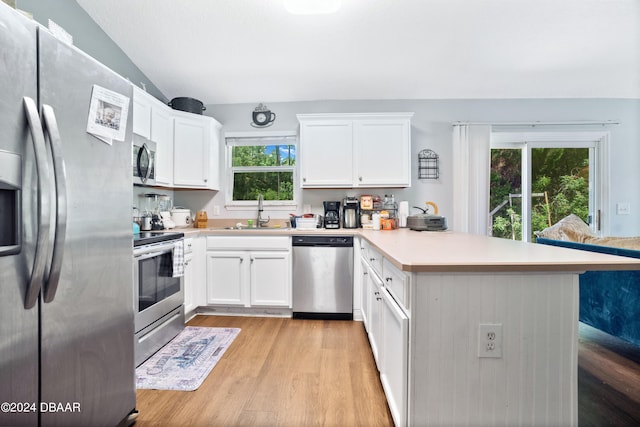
left=224, top=131, right=299, bottom=211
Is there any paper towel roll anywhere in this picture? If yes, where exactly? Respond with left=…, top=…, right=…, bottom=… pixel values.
left=398, top=201, right=409, bottom=227
left=398, top=201, right=409, bottom=215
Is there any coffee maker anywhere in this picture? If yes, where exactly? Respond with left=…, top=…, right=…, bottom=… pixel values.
left=343, top=197, right=359, bottom=229
left=323, top=201, right=341, bottom=229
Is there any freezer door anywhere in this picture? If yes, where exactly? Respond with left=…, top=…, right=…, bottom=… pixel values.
left=37, top=29, right=135, bottom=426
left=0, top=5, right=39, bottom=427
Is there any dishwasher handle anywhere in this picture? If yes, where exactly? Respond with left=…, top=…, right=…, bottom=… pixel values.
left=292, top=236, right=353, bottom=247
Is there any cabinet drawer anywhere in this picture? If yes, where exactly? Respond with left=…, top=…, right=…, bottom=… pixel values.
left=206, top=235, right=290, bottom=251
left=184, top=237, right=194, bottom=254
left=383, top=258, right=409, bottom=312
left=361, top=240, right=383, bottom=278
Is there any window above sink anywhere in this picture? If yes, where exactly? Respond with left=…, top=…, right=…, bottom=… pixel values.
left=225, top=131, right=298, bottom=211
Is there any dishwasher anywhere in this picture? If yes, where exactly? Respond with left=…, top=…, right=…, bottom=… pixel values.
left=292, top=235, right=354, bottom=320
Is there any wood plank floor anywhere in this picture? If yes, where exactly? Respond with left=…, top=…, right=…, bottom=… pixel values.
left=578, top=322, right=640, bottom=426
left=135, top=317, right=640, bottom=427
left=135, top=316, right=393, bottom=426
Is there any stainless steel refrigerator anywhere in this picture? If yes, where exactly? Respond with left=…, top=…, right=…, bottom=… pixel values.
left=0, top=4, right=136, bottom=426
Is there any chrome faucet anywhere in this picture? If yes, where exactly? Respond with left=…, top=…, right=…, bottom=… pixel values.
left=257, top=194, right=270, bottom=227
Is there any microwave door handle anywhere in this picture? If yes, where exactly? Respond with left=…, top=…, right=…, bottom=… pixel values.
left=41, top=104, right=67, bottom=303
left=137, top=142, right=151, bottom=184
left=23, top=97, right=52, bottom=309
left=144, top=143, right=153, bottom=181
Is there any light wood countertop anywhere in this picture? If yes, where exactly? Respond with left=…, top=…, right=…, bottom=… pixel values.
left=360, top=228, right=640, bottom=273
left=164, top=226, right=640, bottom=273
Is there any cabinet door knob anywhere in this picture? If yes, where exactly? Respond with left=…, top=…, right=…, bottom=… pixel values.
left=302, top=177, right=306, bottom=182
left=359, top=176, right=363, bottom=181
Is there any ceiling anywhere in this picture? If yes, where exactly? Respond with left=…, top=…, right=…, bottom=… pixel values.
left=76, top=0, right=639, bottom=105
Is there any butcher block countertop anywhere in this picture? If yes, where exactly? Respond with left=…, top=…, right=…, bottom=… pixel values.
left=171, top=226, right=640, bottom=274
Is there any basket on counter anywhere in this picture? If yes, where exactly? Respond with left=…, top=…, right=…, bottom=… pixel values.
left=290, top=214, right=323, bottom=229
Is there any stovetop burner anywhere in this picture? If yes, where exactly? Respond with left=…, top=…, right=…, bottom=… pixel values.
left=133, top=231, right=184, bottom=247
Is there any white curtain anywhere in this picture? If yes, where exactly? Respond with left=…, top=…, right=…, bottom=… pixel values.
left=452, top=124, right=491, bottom=234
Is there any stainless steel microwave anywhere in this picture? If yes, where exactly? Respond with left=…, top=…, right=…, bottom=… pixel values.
left=133, top=138, right=156, bottom=186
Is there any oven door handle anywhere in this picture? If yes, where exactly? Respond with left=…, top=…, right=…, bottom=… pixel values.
left=134, top=248, right=173, bottom=261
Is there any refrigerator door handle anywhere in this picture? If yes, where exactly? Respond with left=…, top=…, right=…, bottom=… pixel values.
left=41, top=104, right=67, bottom=303
left=23, top=97, right=52, bottom=309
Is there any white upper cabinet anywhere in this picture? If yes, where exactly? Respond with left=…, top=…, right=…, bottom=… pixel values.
left=132, top=87, right=152, bottom=139
left=133, top=87, right=174, bottom=187
left=150, top=99, right=174, bottom=186
left=132, top=87, right=221, bottom=190
left=299, top=119, right=354, bottom=187
left=354, top=118, right=411, bottom=187
left=297, top=113, right=413, bottom=188
left=172, top=110, right=222, bottom=190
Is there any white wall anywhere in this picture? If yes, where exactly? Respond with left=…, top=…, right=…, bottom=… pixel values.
left=174, top=98, right=640, bottom=236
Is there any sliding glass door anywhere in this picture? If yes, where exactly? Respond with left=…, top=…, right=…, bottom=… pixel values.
left=490, top=132, right=604, bottom=242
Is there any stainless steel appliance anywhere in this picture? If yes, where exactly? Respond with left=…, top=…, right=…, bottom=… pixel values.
left=343, top=197, right=359, bottom=228
left=0, top=5, right=136, bottom=425
left=133, top=138, right=156, bottom=185
left=134, top=232, right=185, bottom=366
left=292, top=236, right=354, bottom=319
left=407, top=214, right=448, bottom=231
left=323, top=201, right=341, bottom=229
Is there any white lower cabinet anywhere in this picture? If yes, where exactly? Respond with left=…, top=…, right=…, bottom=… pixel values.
left=360, top=257, right=370, bottom=329
left=380, top=287, right=409, bottom=427
left=183, top=246, right=194, bottom=309
left=368, top=264, right=384, bottom=370
left=206, top=251, right=247, bottom=305
left=206, top=250, right=291, bottom=307
left=183, top=236, right=206, bottom=319
left=206, top=236, right=291, bottom=308
left=361, top=241, right=410, bottom=427
left=249, top=251, right=291, bottom=306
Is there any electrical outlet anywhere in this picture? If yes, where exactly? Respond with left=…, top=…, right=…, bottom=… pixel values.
left=616, top=202, right=631, bottom=215
left=213, top=205, right=221, bottom=216
left=478, top=323, right=503, bottom=358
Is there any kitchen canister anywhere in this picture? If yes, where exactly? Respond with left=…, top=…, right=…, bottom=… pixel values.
left=195, top=210, right=208, bottom=228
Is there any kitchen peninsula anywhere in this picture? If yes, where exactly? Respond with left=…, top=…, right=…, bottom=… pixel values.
left=180, top=226, right=640, bottom=426
left=362, top=229, right=640, bottom=426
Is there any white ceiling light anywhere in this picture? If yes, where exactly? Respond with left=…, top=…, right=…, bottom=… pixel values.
left=283, top=0, right=342, bottom=15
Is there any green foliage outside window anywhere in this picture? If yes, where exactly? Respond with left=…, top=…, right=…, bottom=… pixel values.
left=490, top=147, right=590, bottom=240
left=231, top=144, right=296, bottom=201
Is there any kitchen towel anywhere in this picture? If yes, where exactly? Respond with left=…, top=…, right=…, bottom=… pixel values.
left=172, top=240, right=184, bottom=277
